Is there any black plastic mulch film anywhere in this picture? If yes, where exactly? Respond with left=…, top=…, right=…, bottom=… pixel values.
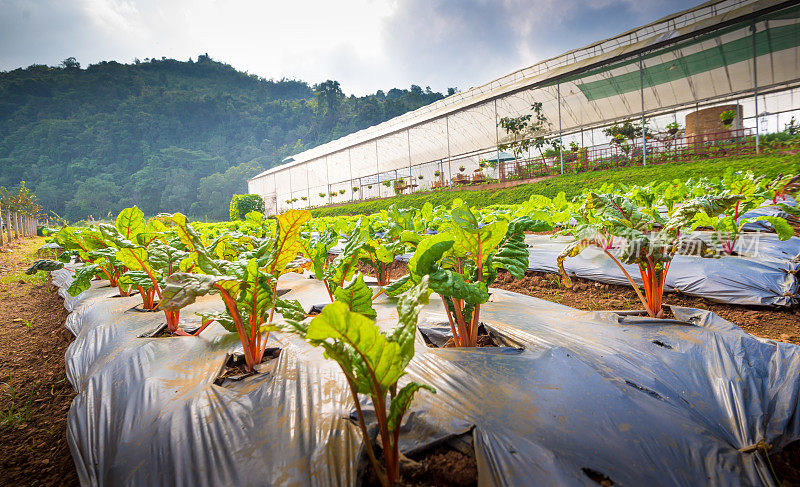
left=525, top=232, right=800, bottom=308
left=54, top=266, right=799, bottom=486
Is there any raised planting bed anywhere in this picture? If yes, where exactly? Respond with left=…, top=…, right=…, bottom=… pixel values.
left=53, top=269, right=800, bottom=486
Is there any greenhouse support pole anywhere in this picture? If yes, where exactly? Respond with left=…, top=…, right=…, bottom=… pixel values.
left=558, top=83, right=563, bottom=174
left=273, top=174, right=278, bottom=215
left=446, top=116, right=452, bottom=183
left=407, top=130, right=413, bottom=193
left=288, top=165, right=293, bottom=208
left=375, top=140, right=381, bottom=198
left=306, top=162, right=311, bottom=207
left=752, top=23, right=760, bottom=154
left=324, top=155, right=331, bottom=204
left=494, top=99, right=501, bottom=180
left=349, top=148, right=354, bottom=201
left=640, top=55, right=647, bottom=165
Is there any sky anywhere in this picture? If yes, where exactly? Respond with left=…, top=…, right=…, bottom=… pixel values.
left=0, top=0, right=703, bottom=95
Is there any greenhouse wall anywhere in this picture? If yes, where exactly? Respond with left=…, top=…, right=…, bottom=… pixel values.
left=249, top=0, right=800, bottom=215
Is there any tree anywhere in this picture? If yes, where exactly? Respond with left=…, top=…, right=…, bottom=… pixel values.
left=60, top=57, right=80, bottom=70
left=498, top=102, right=551, bottom=162
left=315, top=80, right=344, bottom=117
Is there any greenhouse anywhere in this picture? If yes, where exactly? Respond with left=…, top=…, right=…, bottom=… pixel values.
left=249, top=0, right=800, bottom=215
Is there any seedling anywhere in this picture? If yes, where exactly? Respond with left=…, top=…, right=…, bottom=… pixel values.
left=277, top=278, right=435, bottom=487
left=160, top=210, right=312, bottom=371
left=388, top=205, right=549, bottom=346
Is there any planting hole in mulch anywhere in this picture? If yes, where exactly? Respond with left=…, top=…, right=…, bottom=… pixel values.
left=110, top=290, right=139, bottom=298
left=361, top=435, right=478, bottom=487
left=308, top=303, right=328, bottom=316
left=128, top=302, right=160, bottom=313
left=137, top=320, right=203, bottom=338
left=214, top=348, right=282, bottom=386
left=418, top=323, right=524, bottom=350
left=582, top=467, right=614, bottom=486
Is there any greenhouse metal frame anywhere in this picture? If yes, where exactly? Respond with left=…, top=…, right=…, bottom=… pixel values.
left=249, top=0, right=800, bottom=214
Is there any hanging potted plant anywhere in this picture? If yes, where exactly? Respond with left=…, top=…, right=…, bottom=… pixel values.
left=352, top=186, right=359, bottom=193
left=318, top=192, right=326, bottom=199
left=459, top=165, right=465, bottom=172
left=301, top=196, right=307, bottom=201
left=418, top=175, right=424, bottom=180
left=434, top=170, right=441, bottom=177
left=339, top=189, right=346, bottom=195
left=720, top=110, right=736, bottom=127
left=666, top=122, right=680, bottom=136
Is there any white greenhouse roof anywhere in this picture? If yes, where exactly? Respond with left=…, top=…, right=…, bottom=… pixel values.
left=250, top=0, right=784, bottom=181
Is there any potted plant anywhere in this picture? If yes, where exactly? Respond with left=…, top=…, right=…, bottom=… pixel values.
left=459, top=165, right=465, bottom=172
left=291, top=198, right=298, bottom=202
left=666, top=122, right=680, bottom=136
left=329, top=192, right=337, bottom=197
left=301, top=196, right=307, bottom=201
left=367, top=185, right=373, bottom=189
left=352, top=186, right=359, bottom=193
left=434, top=170, right=441, bottom=177
left=383, top=180, right=392, bottom=188
left=418, top=175, right=424, bottom=180
left=319, top=192, right=326, bottom=199
left=339, top=189, right=346, bottom=195
left=720, top=110, right=736, bottom=127
left=285, top=199, right=292, bottom=204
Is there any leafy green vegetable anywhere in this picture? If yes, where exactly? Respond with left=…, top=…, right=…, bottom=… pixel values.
left=276, top=277, right=434, bottom=487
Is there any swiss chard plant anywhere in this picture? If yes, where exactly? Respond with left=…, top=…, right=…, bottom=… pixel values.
left=159, top=210, right=312, bottom=371
left=387, top=205, right=545, bottom=347
left=558, top=192, right=742, bottom=318
left=276, top=277, right=435, bottom=487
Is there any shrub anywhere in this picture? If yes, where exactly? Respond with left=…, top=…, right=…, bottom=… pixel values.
left=229, top=194, right=265, bottom=221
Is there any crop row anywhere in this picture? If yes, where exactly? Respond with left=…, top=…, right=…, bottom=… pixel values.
left=28, top=169, right=798, bottom=485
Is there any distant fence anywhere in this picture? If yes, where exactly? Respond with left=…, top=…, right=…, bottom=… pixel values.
left=0, top=203, right=44, bottom=246
left=499, top=129, right=756, bottom=181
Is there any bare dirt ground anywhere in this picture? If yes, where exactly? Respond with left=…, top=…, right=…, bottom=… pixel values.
left=0, top=237, right=78, bottom=486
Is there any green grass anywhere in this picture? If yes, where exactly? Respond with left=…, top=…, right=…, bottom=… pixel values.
left=311, top=154, right=800, bottom=217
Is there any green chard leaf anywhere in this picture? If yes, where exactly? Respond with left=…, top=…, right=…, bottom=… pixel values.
left=334, top=273, right=377, bottom=319
left=25, top=259, right=64, bottom=275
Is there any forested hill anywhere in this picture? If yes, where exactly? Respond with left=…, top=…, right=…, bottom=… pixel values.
left=0, top=55, right=449, bottom=221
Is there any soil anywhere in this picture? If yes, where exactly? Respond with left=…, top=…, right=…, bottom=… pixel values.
left=425, top=327, right=499, bottom=348
left=771, top=440, right=800, bottom=486
left=0, top=237, right=78, bottom=486
left=362, top=444, right=478, bottom=487
left=213, top=348, right=281, bottom=385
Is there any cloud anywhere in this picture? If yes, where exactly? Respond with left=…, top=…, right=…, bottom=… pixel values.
left=0, top=0, right=702, bottom=94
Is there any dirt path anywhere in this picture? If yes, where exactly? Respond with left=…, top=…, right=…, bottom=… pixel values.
left=0, top=237, right=78, bottom=486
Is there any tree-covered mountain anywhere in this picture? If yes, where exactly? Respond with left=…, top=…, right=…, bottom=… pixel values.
left=0, top=55, right=449, bottom=221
